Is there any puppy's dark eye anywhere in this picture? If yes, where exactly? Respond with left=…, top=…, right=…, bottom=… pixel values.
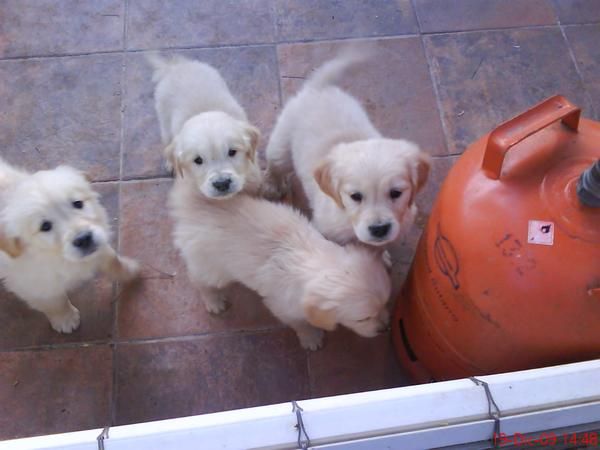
left=350, top=192, right=363, bottom=203
left=228, top=149, right=237, bottom=157
left=194, top=156, right=203, bottom=165
left=72, top=200, right=84, bottom=209
left=40, top=221, right=53, bottom=232
left=390, top=189, right=403, bottom=199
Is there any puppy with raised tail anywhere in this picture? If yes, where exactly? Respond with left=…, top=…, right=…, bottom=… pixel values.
left=263, top=50, right=431, bottom=250
left=0, top=158, right=139, bottom=333
left=149, top=54, right=391, bottom=350
left=147, top=53, right=261, bottom=198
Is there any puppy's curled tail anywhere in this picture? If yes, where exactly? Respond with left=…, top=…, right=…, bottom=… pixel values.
left=306, top=48, right=367, bottom=89
left=146, top=52, right=188, bottom=83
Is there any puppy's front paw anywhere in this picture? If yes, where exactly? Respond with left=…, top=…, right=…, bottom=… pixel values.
left=118, top=256, right=141, bottom=282
left=259, top=180, right=288, bottom=201
left=204, top=295, right=229, bottom=315
left=49, top=304, right=81, bottom=334
left=297, top=327, right=325, bottom=351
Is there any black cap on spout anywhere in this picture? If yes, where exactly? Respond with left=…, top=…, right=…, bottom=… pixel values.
left=577, top=159, right=600, bottom=207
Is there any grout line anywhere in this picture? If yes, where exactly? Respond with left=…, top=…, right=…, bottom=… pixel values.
left=418, top=33, right=452, bottom=156
left=110, top=0, right=129, bottom=427
left=410, top=0, right=424, bottom=35
left=558, top=24, right=598, bottom=119
left=115, top=325, right=287, bottom=346
left=0, top=325, right=287, bottom=353
left=3, top=22, right=600, bottom=64
left=273, top=45, right=284, bottom=108
left=419, top=23, right=564, bottom=37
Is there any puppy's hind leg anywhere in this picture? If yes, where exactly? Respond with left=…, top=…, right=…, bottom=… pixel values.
left=197, top=285, right=230, bottom=315
left=261, top=118, right=294, bottom=200
left=291, top=321, right=325, bottom=351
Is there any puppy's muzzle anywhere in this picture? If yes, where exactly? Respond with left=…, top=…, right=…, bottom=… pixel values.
left=212, top=177, right=232, bottom=193
left=72, top=231, right=98, bottom=257
left=369, top=223, right=391, bottom=239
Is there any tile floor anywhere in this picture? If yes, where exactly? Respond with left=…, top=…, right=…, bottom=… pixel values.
left=0, top=0, right=598, bottom=440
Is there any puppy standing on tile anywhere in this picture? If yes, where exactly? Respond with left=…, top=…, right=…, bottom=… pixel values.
left=0, top=158, right=139, bottom=333
left=263, top=50, right=431, bottom=254
left=149, top=54, right=391, bottom=350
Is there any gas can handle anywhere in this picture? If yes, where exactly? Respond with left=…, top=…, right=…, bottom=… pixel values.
left=482, top=95, right=581, bottom=180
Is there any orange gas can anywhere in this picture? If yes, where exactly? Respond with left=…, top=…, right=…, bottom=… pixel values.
left=392, top=96, right=600, bottom=382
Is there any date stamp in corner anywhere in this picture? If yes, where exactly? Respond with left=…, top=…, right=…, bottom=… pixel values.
left=493, top=431, right=599, bottom=447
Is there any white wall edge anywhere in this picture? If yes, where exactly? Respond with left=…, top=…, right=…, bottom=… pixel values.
left=1, top=358, right=599, bottom=450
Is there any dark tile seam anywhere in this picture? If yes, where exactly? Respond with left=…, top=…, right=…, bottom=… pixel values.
left=111, top=0, right=130, bottom=428
left=558, top=24, right=598, bottom=119
left=411, top=0, right=451, bottom=156
left=419, top=23, right=564, bottom=36
left=96, top=175, right=173, bottom=183
left=0, top=34, right=422, bottom=63
left=0, top=324, right=288, bottom=353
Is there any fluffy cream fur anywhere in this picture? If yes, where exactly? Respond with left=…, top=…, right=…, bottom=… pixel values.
left=149, top=54, right=392, bottom=349
left=263, top=51, right=431, bottom=247
left=148, top=53, right=262, bottom=198
left=169, top=181, right=391, bottom=350
left=0, top=158, right=139, bottom=333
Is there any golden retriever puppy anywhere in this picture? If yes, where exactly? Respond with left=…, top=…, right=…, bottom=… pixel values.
left=263, top=51, right=431, bottom=248
left=0, top=158, right=139, bottom=333
left=147, top=53, right=261, bottom=198
left=169, top=179, right=391, bottom=350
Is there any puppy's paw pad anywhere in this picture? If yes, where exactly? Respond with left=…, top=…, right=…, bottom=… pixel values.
left=50, top=305, right=81, bottom=334
left=204, top=297, right=229, bottom=315
left=298, top=328, right=325, bottom=351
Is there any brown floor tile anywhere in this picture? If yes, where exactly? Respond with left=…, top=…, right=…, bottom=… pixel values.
left=274, top=0, right=418, bottom=41
left=424, top=28, right=592, bottom=155
left=117, top=180, right=279, bottom=340
left=563, top=25, right=600, bottom=119
left=554, top=0, right=600, bottom=24
left=0, top=346, right=112, bottom=440
left=126, top=0, right=275, bottom=50
left=0, top=0, right=123, bottom=58
left=278, top=37, right=447, bottom=156
left=0, top=183, right=119, bottom=350
left=0, top=55, right=122, bottom=181
left=309, top=328, right=410, bottom=398
left=114, top=330, right=309, bottom=425
left=123, top=46, right=280, bottom=179
left=414, top=0, right=557, bottom=33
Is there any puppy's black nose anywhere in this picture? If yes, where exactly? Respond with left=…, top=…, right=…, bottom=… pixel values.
left=369, top=223, right=391, bottom=239
left=212, top=178, right=232, bottom=192
left=72, top=231, right=94, bottom=250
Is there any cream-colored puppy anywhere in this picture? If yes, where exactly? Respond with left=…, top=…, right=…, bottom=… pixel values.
left=0, top=158, right=139, bottom=333
left=263, top=51, right=431, bottom=247
left=169, top=179, right=391, bottom=350
left=148, top=54, right=261, bottom=198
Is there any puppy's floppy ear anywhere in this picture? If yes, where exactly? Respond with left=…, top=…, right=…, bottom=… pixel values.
left=409, top=151, right=431, bottom=206
left=303, top=294, right=338, bottom=331
left=243, top=124, right=261, bottom=163
left=0, top=230, right=22, bottom=258
left=314, top=160, right=344, bottom=209
left=164, top=141, right=184, bottom=178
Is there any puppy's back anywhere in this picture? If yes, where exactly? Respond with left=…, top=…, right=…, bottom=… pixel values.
left=147, top=53, right=247, bottom=143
